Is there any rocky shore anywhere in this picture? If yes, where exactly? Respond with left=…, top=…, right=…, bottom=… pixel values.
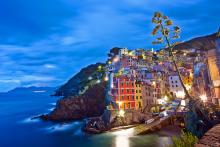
left=41, top=82, right=106, bottom=121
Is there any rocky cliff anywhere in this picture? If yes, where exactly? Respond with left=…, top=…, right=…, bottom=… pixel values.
left=41, top=62, right=106, bottom=121
left=54, top=63, right=105, bottom=97
left=42, top=82, right=107, bottom=121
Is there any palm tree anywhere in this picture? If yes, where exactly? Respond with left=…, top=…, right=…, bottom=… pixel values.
left=151, top=12, right=191, bottom=99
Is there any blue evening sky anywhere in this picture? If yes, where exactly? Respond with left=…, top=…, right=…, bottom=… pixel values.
left=0, top=0, right=219, bottom=92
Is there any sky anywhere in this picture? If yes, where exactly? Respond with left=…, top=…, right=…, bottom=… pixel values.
left=0, top=0, right=219, bottom=92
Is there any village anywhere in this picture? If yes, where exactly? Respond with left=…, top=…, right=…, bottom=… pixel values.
left=105, top=47, right=219, bottom=114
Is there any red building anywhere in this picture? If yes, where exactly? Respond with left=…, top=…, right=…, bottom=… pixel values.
left=111, top=75, right=135, bottom=109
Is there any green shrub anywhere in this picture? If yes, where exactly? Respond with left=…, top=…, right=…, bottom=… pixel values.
left=171, top=131, right=198, bottom=147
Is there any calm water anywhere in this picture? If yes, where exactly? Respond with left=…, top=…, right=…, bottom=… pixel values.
left=0, top=93, right=173, bottom=147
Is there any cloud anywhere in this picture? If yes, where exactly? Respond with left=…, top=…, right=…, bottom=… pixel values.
left=0, top=0, right=219, bottom=91
left=44, top=64, right=57, bottom=69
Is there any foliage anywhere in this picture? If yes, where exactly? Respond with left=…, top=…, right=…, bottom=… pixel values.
left=151, top=11, right=191, bottom=98
left=171, top=131, right=198, bottom=147
left=151, top=12, right=180, bottom=45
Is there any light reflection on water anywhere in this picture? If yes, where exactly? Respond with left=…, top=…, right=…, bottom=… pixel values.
left=106, top=127, right=173, bottom=147
left=112, top=128, right=134, bottom=147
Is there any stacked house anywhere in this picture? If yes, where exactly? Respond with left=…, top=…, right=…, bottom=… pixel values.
left=106, top=47, right=196, bottom=111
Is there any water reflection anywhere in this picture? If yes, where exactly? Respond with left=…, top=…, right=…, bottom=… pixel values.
left=112, top=128, right=134, bottom=147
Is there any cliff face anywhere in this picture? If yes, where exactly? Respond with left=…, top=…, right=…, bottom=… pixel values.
left=42, top=82, right=107, bottom=121
left=41, top=62, right=107, bottom=121
left=54, top=63, right=105, bottom=97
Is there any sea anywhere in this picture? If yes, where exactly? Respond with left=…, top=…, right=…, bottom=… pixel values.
left=0, top=92, right=175, bottom=147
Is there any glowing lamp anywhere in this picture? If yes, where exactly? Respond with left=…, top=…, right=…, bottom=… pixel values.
left=113, top=57, right=119, bottom=63
left=104, top=76, right=109, bottom=81
left=117, top=101, right=122, bottom=107
left=200, top=94, right=207, bottom=102
left=118, top=110, right=125, bottom=117
left=164, top=95, right=168, bottom=101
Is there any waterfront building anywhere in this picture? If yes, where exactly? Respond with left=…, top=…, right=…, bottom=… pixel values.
left=111, top=76, right=135, bottom=109
left=135, top=82, right=143, bottom=110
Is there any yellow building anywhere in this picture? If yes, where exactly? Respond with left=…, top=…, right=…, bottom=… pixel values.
left=182, top=71, right=193, bottom=91
left=135, top=82, right=143, bottom=110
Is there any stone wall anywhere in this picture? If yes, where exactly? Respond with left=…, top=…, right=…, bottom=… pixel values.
left=102, top=109, right=151, bottom=128
left=196, top=124, right=220, bottom=147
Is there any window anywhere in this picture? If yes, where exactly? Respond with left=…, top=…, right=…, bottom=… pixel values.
left=128, top=102, right=130, bottom=109
left=121, top=96, right=124, bottom=100
left=127, top=89, right=129, bottom=93
left=122, top=89, right=124, bottom=93
left=172, top=85, right=174, bottom=87
left=132, top=89, right=134, bottom=93
left=139, top=102, right=142, bottom=108
left=176, top=85, right=178, bottom=87
left=175, top=81, right=178, bottom=83
left=136, top=96, right=138, bottom=99
left=136, top=90, right=138, bottom=93
left=140, top=96, right=142, bottom=99
left=132, top=96, right=134, bottom=100
left=139, top=90, right=141, bottom=93
left=127, top=96, right=129, bottom=100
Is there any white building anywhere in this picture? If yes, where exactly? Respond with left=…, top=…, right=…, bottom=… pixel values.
left=119, top=48, right=128, bottom=58
left=168, top=75, right=185, bottom=98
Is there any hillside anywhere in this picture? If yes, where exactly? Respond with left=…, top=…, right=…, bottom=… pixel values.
left=173, top=32, right=219, bottom=51
left=41, top=82, right=107, bottom=121
left=54, top=63, right=105, bottom=96
left=0, top=86, right=56, bottom=97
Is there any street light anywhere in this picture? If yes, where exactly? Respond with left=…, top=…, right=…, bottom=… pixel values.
left=200, top=94, right=207, bottom=102
left=113, top=56, right=119, bottom=63
left=164, top=95, right=168, bottom=101
left=117, top=101, right=122, bottom=107
left=152, top=81, right=156, bottom=86
left=118, top=109, right=125, bottom=117
left=104, top=76, right=109, bottom=81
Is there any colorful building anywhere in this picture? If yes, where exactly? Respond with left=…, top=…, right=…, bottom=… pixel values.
left=111, top=76, right=135, bottom=110
left=135, top=82, right=143, bottom=110
left=142, top=82, right=155, bottom=110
